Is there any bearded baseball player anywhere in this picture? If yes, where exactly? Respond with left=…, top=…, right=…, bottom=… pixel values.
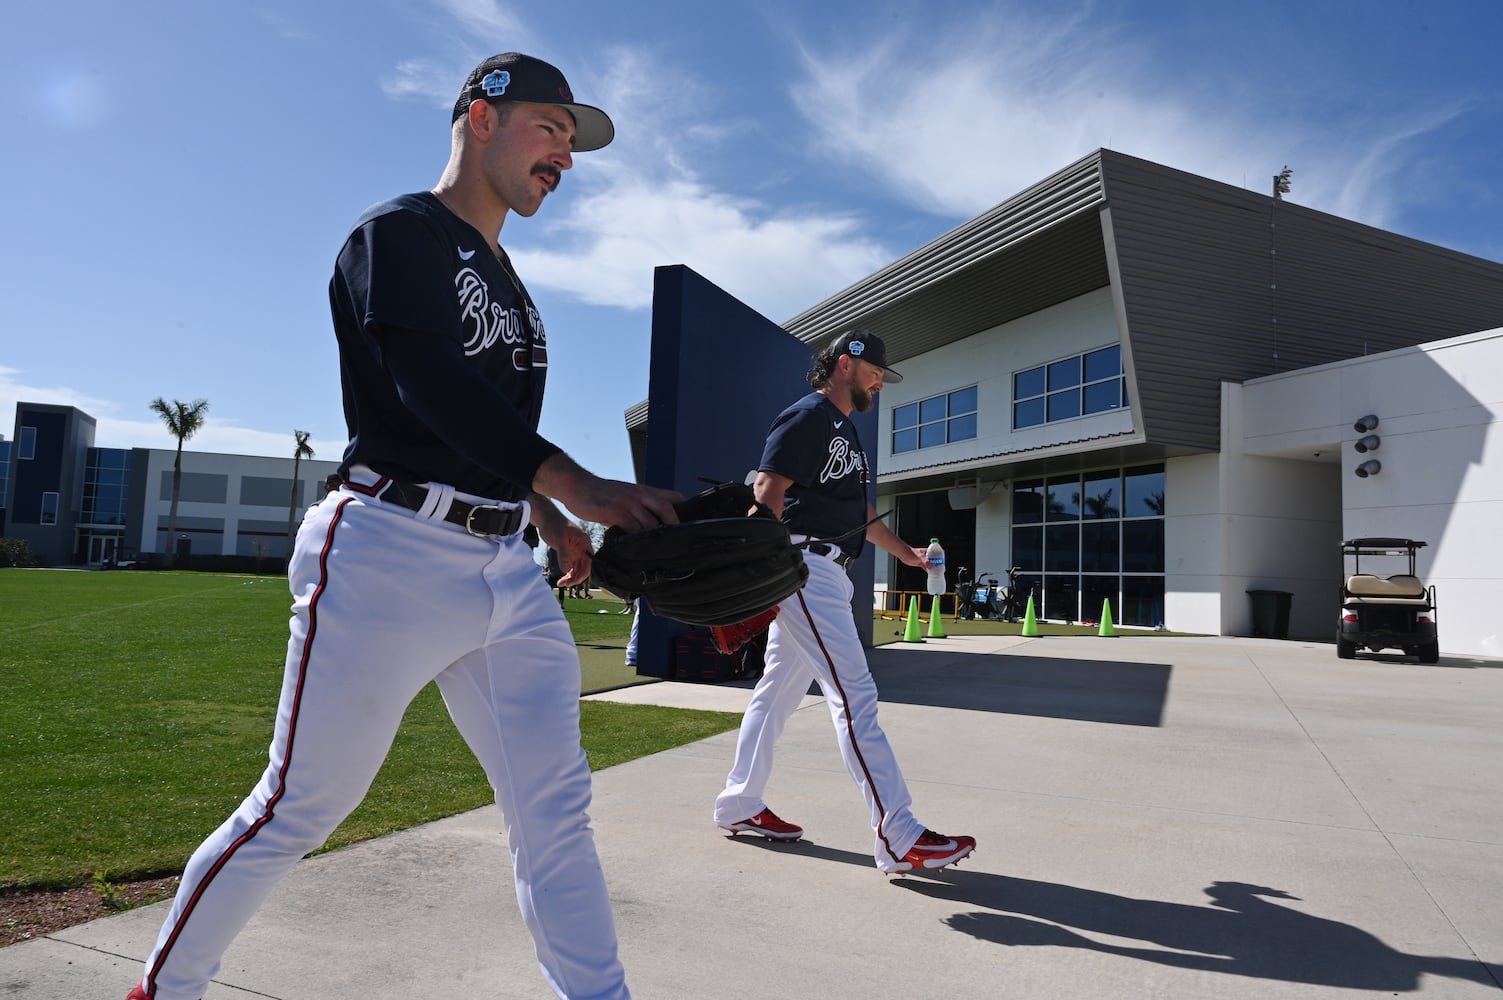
left=127, top=53, right=679, bottom=1000
left=713, top=330, right=976, bottom=873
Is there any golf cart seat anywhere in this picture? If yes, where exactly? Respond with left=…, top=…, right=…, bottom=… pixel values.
left=1343, top=574, right=1429, bottom=603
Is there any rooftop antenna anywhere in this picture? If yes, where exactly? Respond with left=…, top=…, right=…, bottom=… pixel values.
left=1272, top=165, right=1293, bottom=200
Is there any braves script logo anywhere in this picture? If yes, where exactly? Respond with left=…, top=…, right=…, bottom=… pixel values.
left=819, top=436, right=866, bottom=485
left=454, top=267, right=547, bottom=370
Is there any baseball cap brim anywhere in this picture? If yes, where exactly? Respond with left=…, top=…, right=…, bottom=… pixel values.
left=556, top=102, right=613, bottom=152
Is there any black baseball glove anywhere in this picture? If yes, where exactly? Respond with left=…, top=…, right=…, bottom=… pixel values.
left=593, top=482, right=808, bottom=629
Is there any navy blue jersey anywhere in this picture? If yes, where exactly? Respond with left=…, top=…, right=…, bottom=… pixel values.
left=329, top=192, right=561, bottom=501
left=759, top=392, right=870, bottom=559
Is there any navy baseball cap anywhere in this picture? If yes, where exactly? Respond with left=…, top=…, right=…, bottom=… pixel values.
left=829, top=329, right=903, bottom=382
left=452, top=52, right=614, bottom=152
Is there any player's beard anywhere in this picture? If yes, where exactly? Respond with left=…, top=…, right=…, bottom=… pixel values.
left=851, top=386, right=874, bottom=412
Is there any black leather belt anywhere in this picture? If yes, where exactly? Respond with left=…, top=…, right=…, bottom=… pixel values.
left=806, top=542, right=856, bottom=569
left=379, top=482, right=525, bottom=537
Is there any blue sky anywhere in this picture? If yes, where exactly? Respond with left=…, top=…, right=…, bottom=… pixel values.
left=3, top=0, right=1500, bottom=487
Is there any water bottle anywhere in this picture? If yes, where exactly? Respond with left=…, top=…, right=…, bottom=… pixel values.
left=925, top=538, right=946, bottom=596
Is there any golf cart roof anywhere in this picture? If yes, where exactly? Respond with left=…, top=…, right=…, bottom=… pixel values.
left=1341, top=537, right=1427, bottom=550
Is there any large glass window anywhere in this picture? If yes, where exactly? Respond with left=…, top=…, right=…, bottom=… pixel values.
left=41, top=491, right=58, bottom=525
left=1012, top=479, right=1045, bottom=525
left=1122, top=576, right=1166, bottom=629
left=893, top=386, right=979, bottom=454
left=1123, top=520, right=1165, bottom=573
left=82, top=448, right=132, bottom=526
left=1082, top=471, right=1121, bottom=518
left=1014, top=344, right=1125, bottom=429
left=1010, top=463, right=1164, bottom=626
left=1081, top=521, right=1120, bottom=572
left=19, top=426, right=37, bottom=460
left=1011, top=524, right=1042, bottom=572
left=1045, top=476, right=1079, bottom=520
left=1124, top=464, right=1166, bottom=517
left=1044, top=524, right=1080, bottom=572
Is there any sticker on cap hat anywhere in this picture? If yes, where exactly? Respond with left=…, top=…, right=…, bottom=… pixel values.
left=482, top=70, right=511, bottom=96
left=848, top=340, right=866, bottom=356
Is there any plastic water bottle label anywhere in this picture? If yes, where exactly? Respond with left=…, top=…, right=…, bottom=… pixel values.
left=925, top=541, right=946, bottom=596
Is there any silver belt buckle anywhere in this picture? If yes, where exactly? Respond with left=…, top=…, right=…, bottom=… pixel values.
left=465, top=503, right=505, bottom=537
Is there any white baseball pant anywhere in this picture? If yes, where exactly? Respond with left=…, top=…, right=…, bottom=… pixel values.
left=136, top=475, right=628, bottom=1000
left=713, top=550, right=926, bottom=870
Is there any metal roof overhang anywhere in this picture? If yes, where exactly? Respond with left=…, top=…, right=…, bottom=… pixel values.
left=781, top=152, right=1112, bottom=362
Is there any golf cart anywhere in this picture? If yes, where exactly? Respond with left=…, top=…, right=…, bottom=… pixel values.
left=1337, top=538, right=1439, bottom=663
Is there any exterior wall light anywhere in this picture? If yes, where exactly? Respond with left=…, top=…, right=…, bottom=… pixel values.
left=1355, top=434, right=1381, bottom=453
left=1353, top=414, right=1379, bottom=433
left=1355, top=459, right=1382, bottom=478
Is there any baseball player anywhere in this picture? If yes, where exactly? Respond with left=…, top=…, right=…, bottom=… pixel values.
left=127, top=53, right=679, bottom=1000
left=713, top=330, right=976, bottom=873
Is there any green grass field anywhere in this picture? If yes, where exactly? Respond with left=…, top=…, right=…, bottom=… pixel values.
left=0, top=570, right=737, bottom=891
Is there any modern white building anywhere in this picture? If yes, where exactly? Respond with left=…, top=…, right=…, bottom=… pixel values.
left=3, top=401, right=340, bottom=568
left=125, top=445, right=343, bottom=564
left=634, top=150, right=1503, bottom=658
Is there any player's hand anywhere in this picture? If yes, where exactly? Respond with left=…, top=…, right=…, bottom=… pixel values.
left=534, top=454, right=682, bottom=533
left=547, top=520, right=594, bottom=587
left=579, top=479, right=683, bottom=533
left=902, top=546, right=931, bottom=569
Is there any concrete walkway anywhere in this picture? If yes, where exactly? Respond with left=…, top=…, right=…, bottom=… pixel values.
left=3, top=634, right=1500, bottom=998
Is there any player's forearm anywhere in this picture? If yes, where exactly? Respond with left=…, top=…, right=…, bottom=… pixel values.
left=531, top=452, right=596, bottom=508
left=752, top=471, right=789, bottom=519
left=531, top=452, right=682, bottom=532
left=866, top=507, right=926, bottom=567
left=526, top=492, right=572, bottom=539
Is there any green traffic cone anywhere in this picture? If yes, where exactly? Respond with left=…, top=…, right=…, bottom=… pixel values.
left=1098, top=599, right=1117, bottom=637
left=927, top=595, right=946, bottom=638
left=902, top=596, right=926, bottom=642
left=1021, top=595, right=1039, bottom=637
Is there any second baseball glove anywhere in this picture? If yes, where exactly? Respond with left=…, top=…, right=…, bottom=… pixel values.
left=593, top=482, right=808, bottom=628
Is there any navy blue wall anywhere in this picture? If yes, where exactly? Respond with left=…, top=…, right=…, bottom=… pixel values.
left=12, top=409, right=66, bottom=522
left=635, top=266, right=878, bottom=678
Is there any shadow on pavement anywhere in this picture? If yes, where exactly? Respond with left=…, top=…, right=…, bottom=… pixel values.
left=724, top=835, right=1499, bottom=991
left=905, top=870, right=1501, bottom=993
left=869, top=650, right=1170, bottom=727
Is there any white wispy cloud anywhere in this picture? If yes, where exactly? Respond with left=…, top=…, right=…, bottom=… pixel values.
left=393, top=34, right=897, bottom=316
left=379, top=0, right=539, bottom=107
left=517, top=175, right=889, bottom=318
left=786, top=10, right=1467, bottom=236
left=380, top=59, right=457, bottom=102
left=434, top=0, right=535, bottom=49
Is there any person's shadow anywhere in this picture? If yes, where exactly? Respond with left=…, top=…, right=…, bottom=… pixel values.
left=915, top=874, right=1499, bottom=991
left=727, top=838, right=1498, bottom=990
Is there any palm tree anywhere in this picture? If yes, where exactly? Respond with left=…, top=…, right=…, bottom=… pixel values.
left=148, top=397, right=210, bottom=564
left=285, top=430, right=315, bottom=553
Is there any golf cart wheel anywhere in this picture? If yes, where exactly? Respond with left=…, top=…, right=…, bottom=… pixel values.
left=1418, top=640, right=1440, bottom=664
left=1336, top=637, right=1357, bottom=659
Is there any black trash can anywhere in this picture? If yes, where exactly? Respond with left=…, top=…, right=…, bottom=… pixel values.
left=1247, top=589, right=1292, bottom=639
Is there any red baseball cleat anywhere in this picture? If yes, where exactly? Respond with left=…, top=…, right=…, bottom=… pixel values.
left=720, top=807, right=803, bottom=841
left=892, top=830, right=976, bottom=872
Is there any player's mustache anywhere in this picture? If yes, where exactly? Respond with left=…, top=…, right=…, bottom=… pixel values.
left=535, top=164, right=562, bottom=192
